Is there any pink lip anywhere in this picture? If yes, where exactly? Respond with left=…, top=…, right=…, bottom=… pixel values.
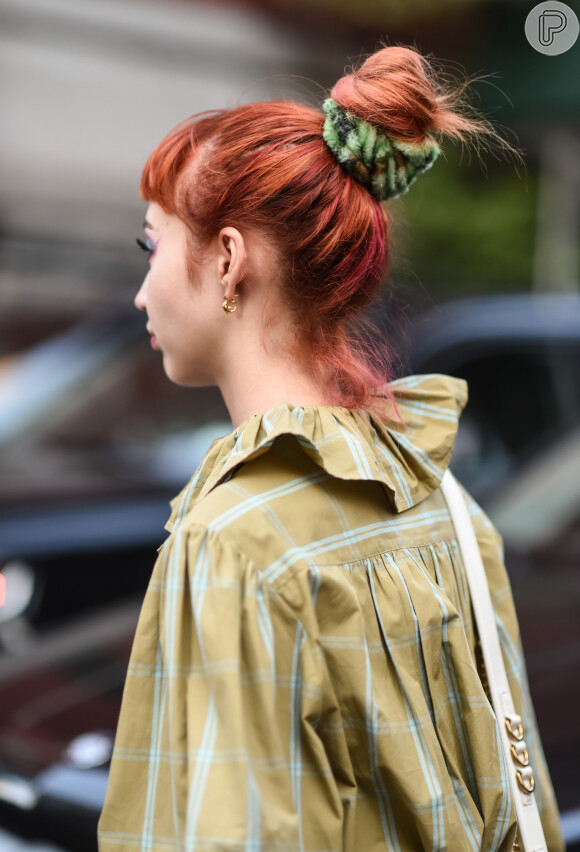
left=146, top=326, right=159, bottom=350
left=150, top=334, right=159, bottom=350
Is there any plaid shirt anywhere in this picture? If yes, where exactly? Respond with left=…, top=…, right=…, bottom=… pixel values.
left=99, top=374, right=563, bottom=852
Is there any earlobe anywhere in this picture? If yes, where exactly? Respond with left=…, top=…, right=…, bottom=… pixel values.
left=219, top=227, right=246, bottom=300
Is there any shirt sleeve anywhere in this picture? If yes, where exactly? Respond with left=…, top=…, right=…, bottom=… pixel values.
left=99, top=523, right=344, bottom=852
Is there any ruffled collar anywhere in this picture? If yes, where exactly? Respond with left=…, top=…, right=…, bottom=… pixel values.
left=165, top=374, right=467, bottom=532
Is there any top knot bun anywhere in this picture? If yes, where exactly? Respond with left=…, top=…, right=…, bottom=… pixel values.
left=322, top=46, right=521, bottom=202
left=329, top=45, right=515, bottom=153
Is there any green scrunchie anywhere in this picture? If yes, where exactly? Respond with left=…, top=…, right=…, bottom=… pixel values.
left=322, top=97, right=440, bottom=201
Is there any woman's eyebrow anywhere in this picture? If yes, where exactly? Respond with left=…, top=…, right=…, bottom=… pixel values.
left=143, top=219, right=154, bottom=230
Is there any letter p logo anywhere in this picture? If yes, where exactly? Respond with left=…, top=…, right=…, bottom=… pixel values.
left=525, top=2, right=579, bottom=55
left=539, top=10, right=567, bottom=44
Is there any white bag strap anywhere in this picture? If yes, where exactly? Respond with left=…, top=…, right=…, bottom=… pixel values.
left=440, top=470, right=547, bottom=852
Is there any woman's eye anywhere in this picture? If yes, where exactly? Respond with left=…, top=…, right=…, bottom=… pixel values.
left=136, top=236, right=158, bottom=259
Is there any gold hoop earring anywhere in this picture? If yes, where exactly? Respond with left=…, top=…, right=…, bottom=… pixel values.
left=222, top=295, right=238, bottom=314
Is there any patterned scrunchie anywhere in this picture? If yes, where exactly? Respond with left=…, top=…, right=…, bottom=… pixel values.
left=322, top=97, right=440, bottom=201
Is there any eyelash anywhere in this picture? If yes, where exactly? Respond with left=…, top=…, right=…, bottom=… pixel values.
left=136, top=236, right=158, bottom=259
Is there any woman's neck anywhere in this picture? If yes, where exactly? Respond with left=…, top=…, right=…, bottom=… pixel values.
left=218, top=349, right=331, bottom=428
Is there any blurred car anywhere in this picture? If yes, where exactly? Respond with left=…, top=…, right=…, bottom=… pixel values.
left=406, top=293, right=580, bottom=499
left=0, top=311, right=231, bottom=631
left=0, top=597, right=138, bottom=851
left=1, top=296, right=580, bottom=849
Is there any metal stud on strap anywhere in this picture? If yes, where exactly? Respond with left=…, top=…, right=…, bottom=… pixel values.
left=516, top=766, right=536, bottom=794
left=510, top=742, right=530, bottom=768
left=505, top=714, right=524, bottom=741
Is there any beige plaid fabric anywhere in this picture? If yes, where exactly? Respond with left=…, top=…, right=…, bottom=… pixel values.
left=99, top=374, right=563, bottom=852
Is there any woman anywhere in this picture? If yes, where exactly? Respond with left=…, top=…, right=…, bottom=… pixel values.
left=98, top=46, right=564, bottom=851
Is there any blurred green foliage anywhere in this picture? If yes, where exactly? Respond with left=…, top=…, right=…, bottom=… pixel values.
left=314, top=0, right=472, bottom=27
left=388, top=144, right=538, bottom=299
left=304, top=0, right=533, bottom=30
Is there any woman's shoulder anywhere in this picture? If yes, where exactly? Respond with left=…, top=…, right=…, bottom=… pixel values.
left=168, top=372, right=469, bottom=527
left=167, top=432, right=334, bottom=557
left=158, top=374, right=477, bottom=594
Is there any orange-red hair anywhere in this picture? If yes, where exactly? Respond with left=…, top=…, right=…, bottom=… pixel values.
left=140, top=46, right=513, bottom=411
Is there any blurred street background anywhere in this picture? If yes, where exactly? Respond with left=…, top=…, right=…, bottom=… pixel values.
left=0, top=0, right=579, bottom=849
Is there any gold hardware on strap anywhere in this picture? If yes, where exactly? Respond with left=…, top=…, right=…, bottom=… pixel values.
left=510, top=744, right=529, bottom=767
left=505, top=717, right=524, bottom=741
left=516, top=769, right=536, bottom=794
left=441, top=472, right=547, bottom=850
left=512, top=829, right=521, bottom=851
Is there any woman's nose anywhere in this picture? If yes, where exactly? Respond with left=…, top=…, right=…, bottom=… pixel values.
left=134, top=279, right=147, bottom=312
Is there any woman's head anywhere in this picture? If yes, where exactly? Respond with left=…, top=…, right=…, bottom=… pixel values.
left=138, top=45, right=514, bottom=410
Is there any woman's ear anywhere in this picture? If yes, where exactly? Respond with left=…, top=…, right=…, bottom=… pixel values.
left=218, top=227, right=246, bottom=301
